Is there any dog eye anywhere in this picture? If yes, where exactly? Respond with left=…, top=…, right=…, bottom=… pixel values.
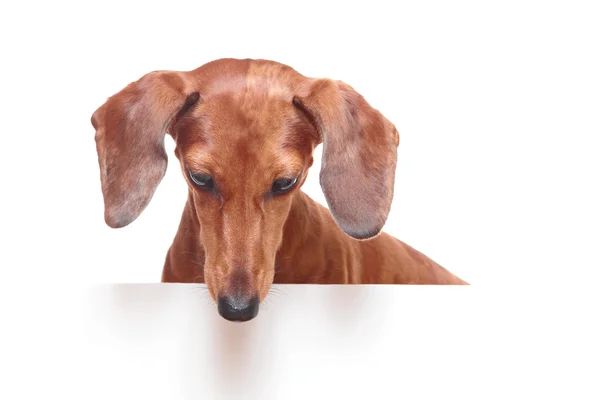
left=189, top=172, right=215, bottom=191
left=271, top=177, right=298, bottom=194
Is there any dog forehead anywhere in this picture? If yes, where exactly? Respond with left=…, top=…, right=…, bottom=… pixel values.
left=177, top=59, right=313, bottom=172
left=177, top=93, right=293, bottom=151
left=181, top=80, right=310, bottom=146
left=179, top=100, right=308, bottom=176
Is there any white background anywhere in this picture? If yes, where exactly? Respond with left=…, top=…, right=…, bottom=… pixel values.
left=1, top=0, right=599, bottom=399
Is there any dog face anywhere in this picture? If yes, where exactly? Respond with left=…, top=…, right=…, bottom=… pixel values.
left=91, top=59, right=399, bottom=320
left=173, top=82, right=317, bottom=305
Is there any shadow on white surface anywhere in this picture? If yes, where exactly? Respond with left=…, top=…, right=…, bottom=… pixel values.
left=84, top=284, right=466, bottom=398
left=79, top=284, right=600, bottom=400
left=89, top=284, right=395, bottom=398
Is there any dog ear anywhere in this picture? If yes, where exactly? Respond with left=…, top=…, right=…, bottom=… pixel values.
left=91, top=71, right=200, bottom=228
left=294, top=79, right=399, bottom=239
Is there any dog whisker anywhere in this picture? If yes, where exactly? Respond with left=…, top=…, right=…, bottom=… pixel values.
left=191, top=285, right=209, bottom=292
left=189, top=286, right=215, bottom=310
left=273, top=287, right=292, bottom=300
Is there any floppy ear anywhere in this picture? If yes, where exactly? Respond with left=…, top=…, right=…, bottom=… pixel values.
left=294, top=79, right=399, bottom=239
left=91, top=71, right=200, bottom=228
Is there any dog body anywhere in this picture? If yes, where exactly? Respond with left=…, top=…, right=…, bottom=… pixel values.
left=92, top=58, right=466, bottom=321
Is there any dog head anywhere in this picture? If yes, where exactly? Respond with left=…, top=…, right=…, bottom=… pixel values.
left=91, top=58, right=399, bottom=320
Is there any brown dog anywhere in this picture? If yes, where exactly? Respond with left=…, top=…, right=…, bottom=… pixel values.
left=91, top=58, right=467, bottom=321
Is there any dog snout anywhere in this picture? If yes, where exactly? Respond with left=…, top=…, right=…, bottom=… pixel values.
left=217, top=294, right=260, bottom=322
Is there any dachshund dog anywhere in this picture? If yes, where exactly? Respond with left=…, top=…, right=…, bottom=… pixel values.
left=91, top=58, right=467, bottom=321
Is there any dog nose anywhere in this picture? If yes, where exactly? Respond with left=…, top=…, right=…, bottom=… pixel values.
left=217, top=295, right=260, bottom=322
